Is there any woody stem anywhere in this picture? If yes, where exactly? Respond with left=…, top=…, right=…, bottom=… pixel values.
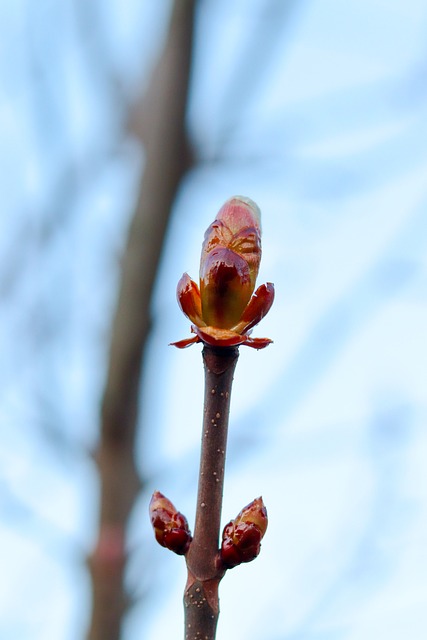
left=183, top=345, right=239, bottom=640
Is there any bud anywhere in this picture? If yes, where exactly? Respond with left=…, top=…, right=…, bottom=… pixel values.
left=199, top=197, right=262, bottom=329
left=220, top=497, right=268, bottom=569
left=171, top=196, right=274, bottom=349
left=149, top=490, right=192, bottom=555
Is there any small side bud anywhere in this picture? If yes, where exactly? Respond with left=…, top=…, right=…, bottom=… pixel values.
left=220, top=497, right=268, bottom=569
left=149, top=490, right=192, bottom=555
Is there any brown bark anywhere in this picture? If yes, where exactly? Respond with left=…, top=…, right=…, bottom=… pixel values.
left=184, top=346, right=239, bottom=640
left=88, top=2, right=196, bottom=639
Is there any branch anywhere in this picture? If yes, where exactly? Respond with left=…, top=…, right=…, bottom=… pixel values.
left=183, top=346, right=239, bottom=639
left=88, top=2, right=196, bottom=639
left=149, top=197, right=272, bottom=639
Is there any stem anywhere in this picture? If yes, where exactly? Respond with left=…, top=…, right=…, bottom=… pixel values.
left=184, top=345, right=239, bottom=640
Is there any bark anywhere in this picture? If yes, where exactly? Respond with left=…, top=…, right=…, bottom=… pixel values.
left=184, top=346, right=239, bottom=640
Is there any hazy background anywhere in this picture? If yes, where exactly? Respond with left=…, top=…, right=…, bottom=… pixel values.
left=1, top=0, right=426, bottom=638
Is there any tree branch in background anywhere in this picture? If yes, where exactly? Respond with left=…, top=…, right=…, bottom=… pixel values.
left=88, top=2, right=196, bottom=639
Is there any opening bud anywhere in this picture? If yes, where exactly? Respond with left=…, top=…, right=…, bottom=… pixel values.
left=149, top=490, right=192, bottom=555
left=220, top=497, right=268, bottom=569
left=171, top=196, right=274, bottom=349
left=200, top=197, right=262, bottom=329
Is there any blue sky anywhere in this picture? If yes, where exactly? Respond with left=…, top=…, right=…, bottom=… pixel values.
left=1, top=1, right=427, bottom=638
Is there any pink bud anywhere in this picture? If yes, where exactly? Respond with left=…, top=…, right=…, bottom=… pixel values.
left=149, top=490, right=192, bottom=555
left=220, top=497, right=268, bottom=569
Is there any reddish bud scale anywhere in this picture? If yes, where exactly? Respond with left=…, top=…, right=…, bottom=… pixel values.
left=149, top=491, right=192, bottom=556
left=220, top=497, right=268, bottom=569
left=200, top=248, right=253, bottom=329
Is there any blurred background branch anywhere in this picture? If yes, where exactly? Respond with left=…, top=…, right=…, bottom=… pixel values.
left=88, top=1, right=196, bottom=639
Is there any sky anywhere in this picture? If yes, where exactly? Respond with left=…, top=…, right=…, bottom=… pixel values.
left=1, top=1, right=427, bottom=639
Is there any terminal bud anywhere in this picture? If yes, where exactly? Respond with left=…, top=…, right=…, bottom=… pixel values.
left=171, top=196, right=274, bottom=349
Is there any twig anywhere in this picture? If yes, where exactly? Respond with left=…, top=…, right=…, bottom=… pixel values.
left=183, top=346, right=239, bottom=639
left=150, top=196, right=273, bottom=640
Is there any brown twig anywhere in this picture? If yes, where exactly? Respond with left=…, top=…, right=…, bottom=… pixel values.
left=183, top=345, right=239, bottom=640
left=150, top=196, right=272, bottom=638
